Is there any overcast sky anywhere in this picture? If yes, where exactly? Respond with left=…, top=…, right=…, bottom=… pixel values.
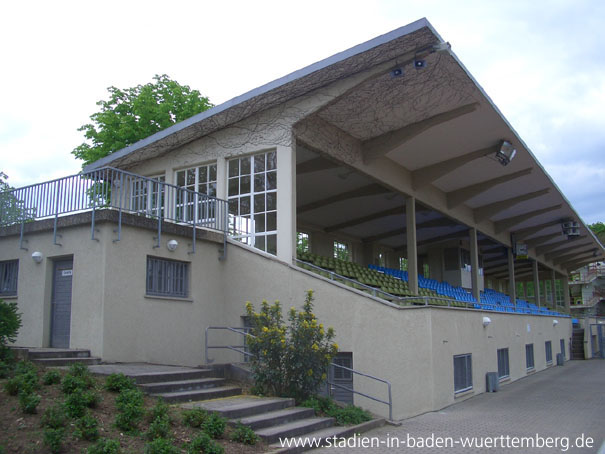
left=1, top=0, right=603, bottom=223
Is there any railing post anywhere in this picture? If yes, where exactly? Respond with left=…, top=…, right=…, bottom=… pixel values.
left=114, top=171, right=124, bottom=242
left=90, top=172, right=98, bottom=241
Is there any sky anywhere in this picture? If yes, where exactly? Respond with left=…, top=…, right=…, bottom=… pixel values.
left=0, top=0, right=603, bottom=224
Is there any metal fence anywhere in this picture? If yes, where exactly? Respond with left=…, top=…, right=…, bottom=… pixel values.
left=0, top=167, right=229, bottom=253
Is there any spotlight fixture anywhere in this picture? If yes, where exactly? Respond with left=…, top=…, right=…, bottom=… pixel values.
left=495, top=140, right=517, bottom=166
left=482, top=316, right=491, bottom=327
left=553, top=319, right=559, bottom=326
left=561, top=221, right=580, bottom=237
left=167, top=239, right=178, bottom=251
left=391, top=67, right=404, bottom=78
left=414, top=59, right=426, bottom=69
left=32, top=251, right=43, bottom=263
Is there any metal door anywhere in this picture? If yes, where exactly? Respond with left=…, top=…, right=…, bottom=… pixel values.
left=330, top=353, right=354, bottom=404
left=50, top=259, right=73, bottom=348
left=597, top=325, right=605, bottom=359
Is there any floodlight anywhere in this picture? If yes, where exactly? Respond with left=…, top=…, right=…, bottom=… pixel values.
left=495, top=141, right=517, bottom=166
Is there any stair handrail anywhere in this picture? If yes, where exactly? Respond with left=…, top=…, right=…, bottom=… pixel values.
left=205, top=326, right=393, bottom=421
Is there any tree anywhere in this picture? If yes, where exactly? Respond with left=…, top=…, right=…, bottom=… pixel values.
left=589, top=222, right=605, bottom=245
left=0, top=172, right=28, bottom=226
left=72, top=74, right=213, bottom=166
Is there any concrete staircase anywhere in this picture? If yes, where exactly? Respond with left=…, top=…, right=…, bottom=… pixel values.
left=571, top=329, right=585, bottom=359
left=28, top=348, right=102, bottom=367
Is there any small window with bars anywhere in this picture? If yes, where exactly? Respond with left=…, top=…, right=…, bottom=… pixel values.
left=146, top=256, right=189, bottom=298
left=0, top=260, right=18, bottom=297
left=332, top=354, right=353, bottom=380
left=545, top=341, right=553, bottom=364
left=526, top=344, right=535, bottom=370
left=333, top=241, right=350, bottom=261
left=297, top=232, right=310, bottom=253
left=497, top=348, right=510, bottom=379
left=453, top=353, right=472, bottom=393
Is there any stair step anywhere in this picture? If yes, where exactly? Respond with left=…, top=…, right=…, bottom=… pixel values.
left=232, top=407, right=315, bottom=430
left=152, top=385, right=242, bottom=403
left=129, top=369, right=214, bottom=384
left=256, top=417, right=335, bottom=444
left=139, top=378, right=226, bottom=394
left=191, top=396, right=295, bottom=419
left=31, top=357, right=101, bottom=367
left=28, top=349, right=91, bottom=359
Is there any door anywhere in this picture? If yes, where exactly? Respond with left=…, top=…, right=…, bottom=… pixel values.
left=330, top=353, right=354, bottom=405
left=51, top=259, right=73, bottom=348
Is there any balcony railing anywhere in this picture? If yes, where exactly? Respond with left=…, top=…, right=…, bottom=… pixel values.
left=0, top=167, right=230, bottom=255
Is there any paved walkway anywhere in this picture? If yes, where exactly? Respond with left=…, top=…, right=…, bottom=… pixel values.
left=316, top=360, right=605, bottom=453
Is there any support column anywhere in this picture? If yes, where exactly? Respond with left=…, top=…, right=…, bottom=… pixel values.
left=507, top=247, right=516, bottom=305
left=551, top=269, right=557, bottom=308
left=470, top=228, right=480, bottom=303
left=215, top=157, right=227, bottom=201
left=562, top=276, right=571, bottom=311
left=406, top=196, right=418, bottom=295
left=276, top=144, right=296, bottom=264
left=533, top=260, right=540, bottom=307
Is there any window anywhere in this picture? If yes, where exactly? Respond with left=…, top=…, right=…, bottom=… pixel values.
left=453, top=353, right=472, bottom=393
left=332, top=353, right=353, bottom=380
left=497, top=348, right=510, bottom=379
left=176, top=164, right=217, bottom=224
left=0, top=260, right=18, bottom=297
left=146, top=257, right=189, bottom=298
left=228, top=151, right=277, bottom=254
left=526, top=344, right=535, bottom=370
left=130, top=175, right=165, bottom=217
left=560, top=339, right=565, bottom=360
left=333, top=241, right=350, bottom=261
left=297, top=232, right=309, bottom=253
left=399, top=257, right=408, bottom=271
left=545, top=341, right=553, bottom=364
left=422, top=263, right=430, bottom=279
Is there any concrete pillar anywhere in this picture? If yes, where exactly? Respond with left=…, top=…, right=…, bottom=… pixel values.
left=276, top=144, right=296, bottom=264
left=507, top=247, right=516, bottom=305
left=215, top=157, right=227, bottom=201
left=470, top=228, right=480, bottom=303
left=533, top=260, right=540, bottom=307
left=562, top=276, right=571, bottom=311
left=551, top=269, right=557, bottom=307
left=406, top=196, right=418, bottom=295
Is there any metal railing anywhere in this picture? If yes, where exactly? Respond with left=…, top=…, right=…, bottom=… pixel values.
left=0, top=167, right=229, bottom=254
left=204, top=326, right=393, bottom=420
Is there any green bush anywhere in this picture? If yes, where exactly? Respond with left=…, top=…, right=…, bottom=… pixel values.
left=64, top=390, right=89, bottom=418
left=115, top=389, right=144, bottom=432
left=15, top=360, right=37, bottom=376
left=5, top=362, right=39, bottom=395
left=75, top=411, right=99, bottom=441
left=0, top=360, right=12, bottom=378
left=186, top=432, right=224, bottom=454
left=19, top=391, right=41, bottom=414
left=300, top=395, right=336, bottom=414
left=181, top=408, right=208, bottom=428
left=202, top=413, right=226, bottom=439
left=41, top=404, right=67, bottom=429
left=42, top=370, right=62, bottom=385
left=82, top=389, right=101, bottom=408
left=147, top=399, right=171, bottom=422
left=146, top=414, right=171, bottom=441
left=4, top=376, right=20, bottom=395
left=61, top=373, right=92, bottom=395
left=143, top=438, right=180, bottom=454
left=104, top=373, right=136, bottom=392
left=230, top=422, right=258, bottom=445
left=245, top=290, right=337, bottom=401
left=300, top=395, right=371, bottom=426
left=0, top=300, right=22, bottom=362
left=43, top=427, right=65, bottom=454
left=68, top=362, right=90, bottom=378
left=86, top=438, right=121, bottom=454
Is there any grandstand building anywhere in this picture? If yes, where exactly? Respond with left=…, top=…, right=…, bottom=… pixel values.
left=1, top=19, right=604, bottom=419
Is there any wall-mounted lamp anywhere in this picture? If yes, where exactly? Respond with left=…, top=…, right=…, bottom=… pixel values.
left=482, top=316, right=491, bottom=327
left=391, top=67, right=404, bottom=78
left=414, top=59, right=426, bottom=69
left=561, top=220, right=580, bottom=237
left=495, top=140, right=517, bottom=166
left=32, top=251, right=43, bottom=263
left=553, top=319, right=559, bottom=326
left=167, top=240, right=178, bottom=252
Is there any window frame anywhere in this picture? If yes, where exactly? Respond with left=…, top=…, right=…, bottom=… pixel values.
left=145, top=256, right=190, bottom=299
left=545, top=340, right=553, bottom=364
left=526, top=343, right=535, bottom=370
left=497, top=348, right=510, bottom=379
left=453, top=353, right=473, bottom=394
left=333, top=241, right=351, bottom=261
left=175, top=163, right=218, bottom=225
left=130, top=175, right=166, bottom=218
left=0, top=259, right=18, bottom=297
left=560, top=338, right=565, bottom=360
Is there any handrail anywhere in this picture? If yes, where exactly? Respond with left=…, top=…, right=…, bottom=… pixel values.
left=204, top=326, right=393, bottom=420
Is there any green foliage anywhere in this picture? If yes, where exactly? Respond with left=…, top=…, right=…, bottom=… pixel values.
left=146, top=415, right=171, bottom=441
left=42, top=370, right=62, bottom=386
left=202, top=413, right=226, bottom=439
left=0, top=300, right=22, bottom=352
left=104, top=373, right=136, bottom=392
left=75, top=411, right=100, bottom=441
left=114, top=388, right=145, bottom=432
left=589, top=222, right=605, bottom=244
left=61, top=365, right=94, bottom=395
left=4, top=377, right=20, bottom=395
left=300, top=395, right=371, bottom=426
left=143, top=437, right=180, bottom=454
left=230, top=422, right=258, bottom=445
left=43, top=427, right=66, bottom=454
left=0, top=360, right=12, bottom=378
left=86, top=438, right=121, bottom=454
left=19, top=391, right=41, bottom=414
left=72, top=74, right=213, bottom=166
left=245, top=290, right=338, bottom=401
left=41, top=404, right=67, bottom=429
left=4, top=363, right=38, bottom=395
left=0, top=173, right=32, bottom=228
left=64, top=391, right=88, bottom=418
left=147, top=398, right=170, bottom=422
left=186, top=432, right=224, bottom=454
left=181, top=408, right=208, bottom=428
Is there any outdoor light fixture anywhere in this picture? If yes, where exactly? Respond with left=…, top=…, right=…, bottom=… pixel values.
left=495, top=140, right=517, bottom=166
left=391, top=67, right=404, bottom=78
left=32, top=251, right=43, bottom=263
left=483, top=316, right=491, bottom=327
left=561, top=220, right=580, bottom=237
left=166, top=239, right=178, bottom=251
left=414, top=59, right=426, bottom=69
left=553, top=319, right=559, bottom=326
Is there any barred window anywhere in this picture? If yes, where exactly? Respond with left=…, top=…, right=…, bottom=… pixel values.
left=545, top=341, right=553, bottom=364
left=453, top=353, right=472, bottom=393
left=497, top=348, right=510, bottom=379
left=146, top=257, right=189, bottom=298
left=333, top=241, right=350, bottom=261
left=526, top=344, right=535, bottom=370
left=0, top=260, right=18, bottom=297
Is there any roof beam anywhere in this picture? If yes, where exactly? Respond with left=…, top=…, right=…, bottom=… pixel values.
left=297, top=157, right=339, bottom=175
left=494, top=205, right=562, bottom=234
left=446, top=168, right=533, bottom=209
left=553, top=249, right=597, bottom=266
left=362, top=217, right=456, bottom=243
left=362, top=102, right=479, bottom=163
left=411, top=144, right=501, bottom=190
left=565, top=256, right=603, bottom=271
left=524, top=233, right=564, bottom=249
left=394, top=228, right=470, bottom=251
left=324, top=206, right=404, bottom=233
left=512, top=220, right=562, bottom=240
left=474, top=189, right=550, bottom=223
left=298, top=184, right=390, bottom=213
left=540, top=237, right=589, bottom=259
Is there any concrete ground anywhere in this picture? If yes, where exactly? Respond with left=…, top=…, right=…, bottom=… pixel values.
left=315, top=360, right=605, bottom=453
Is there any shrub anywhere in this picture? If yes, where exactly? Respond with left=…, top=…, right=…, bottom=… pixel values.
left=115, top=389, right=144, bottom=432
left=68, top=362, right=90, bottom=378
left=186, top=432, right=224, bottom=454
left=147, top=399, right=171, bottom=422
left=86, top=438, right=121, bottom=454
left=143, top=438, right=180, bottom=454
left=104, top=373, right=136, bottom=392
left=0, top=360, right=12, bottom=378
left=82, top=389, right=101, bottom=408
left=19, top=391, right=41, bottom=414
left=230, top=422, right=258, bottom=445
left=181, top=408, right=208, bottom=428
left=61, top=374, right=92, bottom=395
left=64, top=390, right=88, bottom=418
left=14, top=360, right=37, bottom=376
left=4, top=376, right=20, bottom=395
left=0, top=300, right=22, bottom=362
left=300, top=395, right=371, bottom=426
left=300, top=395, right=336, bottom=415
left=42, top=370, right=62, bottom=385
left=41, top=404, right=67, bottom=429
left=6, top=362, right=39, bottom=394
left=75, top=412, right=99, bottom=441
left=202, top=413, right=226, bottom=439
left=245, top=290, right=337, bottom=401
left=43, top=427, right=65, bottom=454
left=146, top=414, right=171, bottom=441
